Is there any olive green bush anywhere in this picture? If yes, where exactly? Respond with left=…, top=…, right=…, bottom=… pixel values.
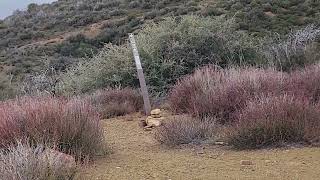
left=60, top=16, right=261, bottom=94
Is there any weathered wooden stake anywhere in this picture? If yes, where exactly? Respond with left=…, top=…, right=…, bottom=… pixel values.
left=129, top=33, right=151, bottom=116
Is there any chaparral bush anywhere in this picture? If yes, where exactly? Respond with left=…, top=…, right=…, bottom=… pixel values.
left=0, top=96, right=104, bottom=159
left=60, top=15, right=261, bottom=94
left=85, top=87, right=143, bottom=118
left=60, top=15, right=320, bottom=95
left=0, top=142, right=78, bottom=180
left=228, top=95, right=320, bottom=149
left=169, top=65, right=286, bottom=123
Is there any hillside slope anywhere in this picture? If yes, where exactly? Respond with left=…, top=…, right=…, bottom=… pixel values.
left=0, top=0, right=319, bottom=99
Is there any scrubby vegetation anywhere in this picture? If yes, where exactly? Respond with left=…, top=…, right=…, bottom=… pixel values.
left=85, top=87, right=143, bottom=118
left=0, top=142, right=77, bottom=180
left=0, top=87, right=147, bottom=178
left=0, top=0, right=204, bottom=99
left=60, top=16, right=262, bottom=94
left=0, top=96, right=104, bottom=159
left=214, top=0, right=320, bottom=35
left=1, top=0, right=320, bottom=177
left=164, top=64, right=320, bottom=149
left=1, top=0, right=320, bottom=99
left=229, top=95, right=320, bottom=149
left=60, top=15, right=320, bottom=95
left=169, top=65, right=286, bottom=123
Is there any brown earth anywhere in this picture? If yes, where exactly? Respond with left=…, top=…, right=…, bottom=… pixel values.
left=81, top=114, right=320, bottom=180
left=17, top=17, right=127, bottom=51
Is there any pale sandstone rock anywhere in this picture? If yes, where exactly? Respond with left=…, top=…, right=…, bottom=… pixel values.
left=151, top=109, right=161, bottom=115
left=146, top=116, right=163, bottom=127
left=151, top=114, right=162, bottom=118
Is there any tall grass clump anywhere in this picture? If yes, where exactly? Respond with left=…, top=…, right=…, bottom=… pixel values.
left=169, top=65, right=286, bottom=123
left=0, top=96, right=104, bottom=159
left=286, top=64, right=320, bottom=102
left=155, top=116, right=217, bottom=146
left=0, top=142, right=77, bottom=180
left=85, top=87, right=143, bottom=118
left=228, top=95, right=320, bottom=149
left=60, top=15, right=261, bottom=94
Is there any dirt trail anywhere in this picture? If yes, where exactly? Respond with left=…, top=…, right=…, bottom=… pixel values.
left=81, top=114, right=320, bottom=180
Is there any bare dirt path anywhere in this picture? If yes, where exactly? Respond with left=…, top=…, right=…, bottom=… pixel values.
left=81, top=114, right=320, bottom=180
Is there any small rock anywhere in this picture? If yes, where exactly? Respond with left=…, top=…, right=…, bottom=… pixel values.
left=139, top=120, right=147, bottom=128
left=151, top=109, right=161, bottom=115
left=241, top=160, right=253, bottom=166
left=197, top=151, right=205, bottom=155
left=146, top=116, right=162, bottom=127
left=214, top=141, right=226, bottom=145
left=144, top=127, right=153, bottom=131
left=151, top=114, right=162, bottom=118
left=208, top=155, right=219, bottom=159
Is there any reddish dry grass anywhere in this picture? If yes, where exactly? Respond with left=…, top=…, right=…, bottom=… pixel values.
left=285, top=64, right=320, bottom=102
left=167, top=64, right=320, bottom=149
left=228, top=95, right=320, bottom=149
left=169, top=65, right=286, bottom=123
left=0, top=96, right=104, bottom=159
left=87, top=87, right=143, bottom=118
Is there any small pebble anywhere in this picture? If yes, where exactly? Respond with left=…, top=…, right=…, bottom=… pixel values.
left=241, top=160, right=253, bottom=165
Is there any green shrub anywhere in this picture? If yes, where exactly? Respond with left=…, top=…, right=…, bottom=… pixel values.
left=60, top=15, right=261, bottom=94
left=59, top=43, right=136, bottom=95
left=217, top=0, right=320, bottom=35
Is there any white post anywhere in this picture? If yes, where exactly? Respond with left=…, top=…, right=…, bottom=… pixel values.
left=129, top=33, right=151, bottom=116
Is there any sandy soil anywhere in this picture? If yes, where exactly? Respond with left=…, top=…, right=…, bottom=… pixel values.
left=81, top=114, right=320, bottom=180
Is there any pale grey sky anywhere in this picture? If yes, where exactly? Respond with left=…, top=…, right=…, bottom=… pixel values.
left=0, top=0, right=56, bottom=19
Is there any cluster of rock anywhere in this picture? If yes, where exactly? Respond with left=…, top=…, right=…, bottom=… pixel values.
left=143, top=109, right=163, bottom=130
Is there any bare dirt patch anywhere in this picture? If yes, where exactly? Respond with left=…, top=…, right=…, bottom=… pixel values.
left=81, top=114, right=320, bottom=180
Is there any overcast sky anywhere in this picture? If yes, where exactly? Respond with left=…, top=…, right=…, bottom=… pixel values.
left=0, top=0, right=56, bottom=19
